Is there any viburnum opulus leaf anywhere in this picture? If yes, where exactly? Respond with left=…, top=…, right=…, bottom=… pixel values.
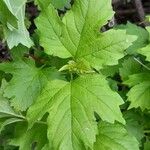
left=124, top=73, right=150, bottom=110
left=118, top=22, right=149, bottom=55
left=122, top=27, right=150, bottom=110
left=0, top=0, right=142, bottom=149
left=24, top=0, right=138, bottom=149
left=0, top=58, right=61, bottom=111
left=123, top=109, right=145, bottom=144
left=36, top=0, right=136, bottom=70
left=0, top=79, right=25, bottom=133
left=27, top=74, right=125, bottom=149
left=119, top=57, right=142, bottom=81
left=2, top=0, right=33, bottom=48
left=0, top=79, right=22, bottom=118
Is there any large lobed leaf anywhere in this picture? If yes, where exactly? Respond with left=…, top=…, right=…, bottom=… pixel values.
left=36, top=0, right=136, bottom=70
left=0, top=0, right=141, bottom=149
left=27, top=74, right=125, bottom=149
left=0, top=59, right=61, bottom=111
left=25, top=0, right=138, bottom=149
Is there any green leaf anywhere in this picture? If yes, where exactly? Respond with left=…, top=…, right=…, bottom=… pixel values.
left=0, top=24, right=4, bottom=40
left=0, top=59, right=61, bottom=111
left=100, top=65, right=119, bottom=77
left=27, top=74, right=125, bottom=149
left=10, top=45, right=28, bottom=60
left=108, top=79, right=119, bottom=92
left=118, top=22, right=149, bottom=54
left=3, top=0, right=33, bottom=48
left=123, top=109, right=144, bottom=143
left=0, top=80, right=25, bottom=134
left=119, top=57, right=142, bottom=81
left=0, top=118, right=23, bottom=133
left=0, top=1, right=17, bottom=27
left=41, top=144, right=50, bottom=150
left=0, top=79, right=24, bottom=119
left=137, top=27, right=150, bottom=62
left=10, top=122, right=47, bottom=150
left=126, top=23, right=149, bottom=54
left=124, top=72, right=150, bottom=87
left=127, top=81, right=150, bottom=110
left=94, top=122, right=139, bottom=150
left=0, top=99, right=24, bottom=119
left=138, top=44, right=150, bottom=62
left=36, top=0, right=136, bottom=70
left=35, top=0, right=51, bottom=10
left=124, top=72, right=150, bottom=110
left=51, top=0, right=70, bottom=9
left=35, top=0, right=70, bottom=10
left=144, top=141, right=150, bottom=150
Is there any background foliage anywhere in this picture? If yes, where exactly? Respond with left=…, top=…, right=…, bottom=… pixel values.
left=0, top=0, right=150, bottom=150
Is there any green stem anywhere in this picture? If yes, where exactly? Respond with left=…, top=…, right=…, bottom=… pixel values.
left=70, top=73, right=73, bottom=81
left=36, top=121, right=47, bottom=125
left=134, top=57, right=150, bottom=71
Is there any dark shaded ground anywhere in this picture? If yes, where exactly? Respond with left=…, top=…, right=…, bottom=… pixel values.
left=113, top=0, right=150, bottom=25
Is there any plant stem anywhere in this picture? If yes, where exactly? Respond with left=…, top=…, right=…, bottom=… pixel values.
left=36, top=121, right=47, bottom=125
left=134, top=57, right=150, bottom=71
left=70, top=73, right=73, bottom=81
